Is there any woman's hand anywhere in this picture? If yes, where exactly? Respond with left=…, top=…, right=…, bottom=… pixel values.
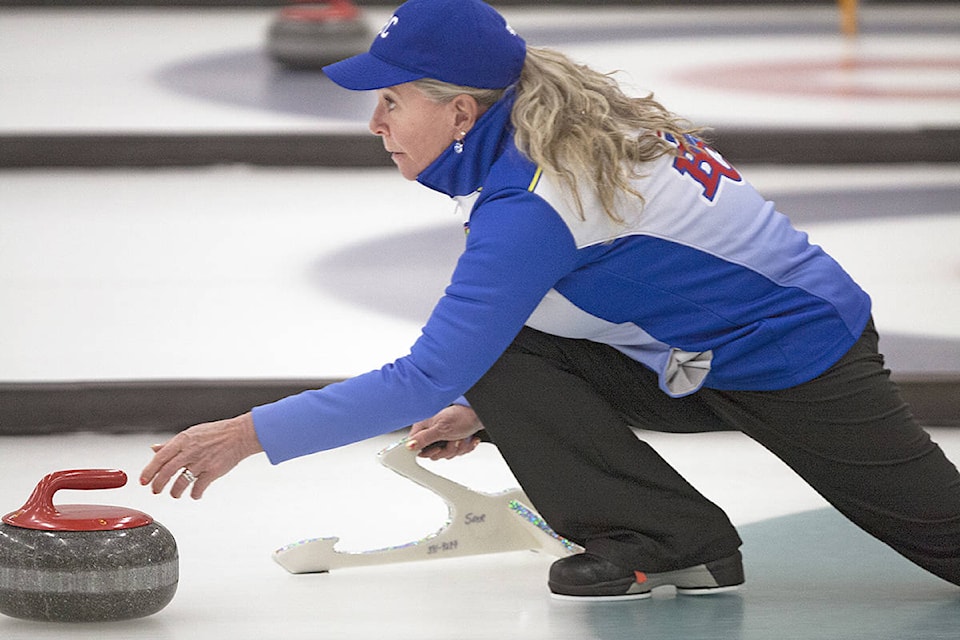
left=140, top=412, right=263, bottom=500
left=407, top=404, right=483, bottom=460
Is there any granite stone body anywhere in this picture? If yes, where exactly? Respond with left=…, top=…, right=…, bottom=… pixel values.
left=266, top=2, right=372, bottom=69
left=0, top=521, right=178, bottom=622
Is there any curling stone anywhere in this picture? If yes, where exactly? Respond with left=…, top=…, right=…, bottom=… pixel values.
left=266, top=0, right=373, bottom=69
left=0, top=469, right=178, bottom=622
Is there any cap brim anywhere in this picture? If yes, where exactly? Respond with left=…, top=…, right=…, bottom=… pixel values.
left=323, top=52, right=427, bottom=91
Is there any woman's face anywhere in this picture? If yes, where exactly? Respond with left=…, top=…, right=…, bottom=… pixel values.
left=368, top=83, right=464, bottom=180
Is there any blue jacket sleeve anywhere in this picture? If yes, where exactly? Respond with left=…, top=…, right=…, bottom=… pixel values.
left=252, top=190, right=578, bottom=464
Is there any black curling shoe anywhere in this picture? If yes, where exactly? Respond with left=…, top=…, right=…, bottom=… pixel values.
left=548, top=551, right=744, bottom=601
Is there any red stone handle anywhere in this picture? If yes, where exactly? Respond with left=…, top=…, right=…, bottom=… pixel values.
left=279, top=0, right=361, bottom=21
left=41, top=468, right=127, bottom=493
left=2, top=469, right=151, bottom=531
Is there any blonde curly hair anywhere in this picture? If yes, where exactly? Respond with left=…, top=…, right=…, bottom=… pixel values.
left=414, top=46, right=701, bottom=221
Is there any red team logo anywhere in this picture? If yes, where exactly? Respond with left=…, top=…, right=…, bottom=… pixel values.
left=660, top=133, right=742, bottom=202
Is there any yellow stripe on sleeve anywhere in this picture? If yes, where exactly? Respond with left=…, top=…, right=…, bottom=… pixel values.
left=528, top=167, right=543, bottom=192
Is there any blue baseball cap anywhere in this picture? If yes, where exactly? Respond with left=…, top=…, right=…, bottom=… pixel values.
left=322, top=0, right=526, bottom=90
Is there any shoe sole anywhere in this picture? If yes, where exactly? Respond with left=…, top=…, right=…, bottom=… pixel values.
left=676, top=584, right=742, bottom=596
left=550, top=591, right=652, bottom=602
left=549, top=584, right=741, bottom=602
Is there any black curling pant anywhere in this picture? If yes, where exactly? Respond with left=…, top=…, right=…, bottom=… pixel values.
left=464, top=320, right=960, bottom=585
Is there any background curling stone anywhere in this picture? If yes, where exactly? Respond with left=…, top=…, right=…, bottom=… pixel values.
left=0, top=469, right=178, bottom=622
left=266, top=0, right=373, bottom=69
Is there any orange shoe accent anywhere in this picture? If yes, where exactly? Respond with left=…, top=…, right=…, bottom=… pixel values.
left=634, top=571, right=648, bottom=584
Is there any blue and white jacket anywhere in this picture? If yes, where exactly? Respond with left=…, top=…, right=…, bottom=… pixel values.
left=252, top=93, right=871, bottom=464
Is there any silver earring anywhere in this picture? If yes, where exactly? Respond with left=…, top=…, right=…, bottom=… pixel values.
left=454, top=131, right=466, bottom=154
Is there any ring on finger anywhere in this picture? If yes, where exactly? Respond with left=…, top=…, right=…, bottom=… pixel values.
left=180, top=469, right=198, bottom=484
